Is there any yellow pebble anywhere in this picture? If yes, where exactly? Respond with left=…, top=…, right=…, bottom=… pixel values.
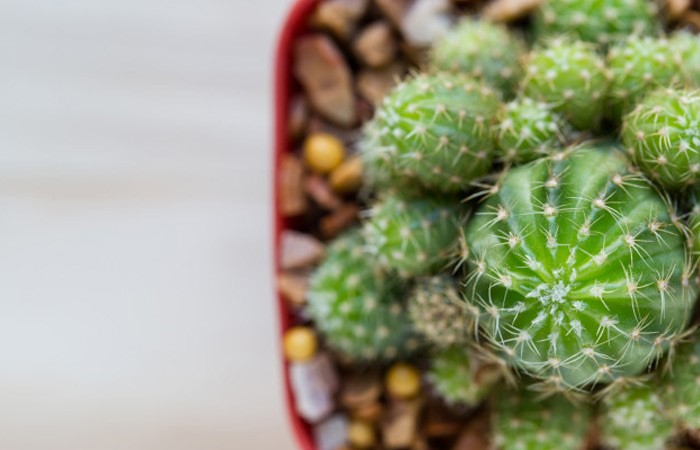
left=330, top=156, right=363, bottom=194
left=303, top=133, right=345, bottom=174
left=283, top=326, right=317, bottom=362
left=385, top=363, right=421, bottom=399
left=347, top=419, right=376, bottom=449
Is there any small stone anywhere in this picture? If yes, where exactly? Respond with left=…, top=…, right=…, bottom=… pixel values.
left=386, top=363, right=422, bottom=399
left=288, top=95, right=309, bottom=141
left=353, top=22, right=397, bottom=67
left=277, top=271, right=309, bottom=307
left=423, top=401, right=464, bottom=438
left=666, top=0, right=690, bottom=21
left=320, top=203, right=361, bottom=239
left=352, top=401, right=383, bottom=422
left=290, top=353, right=340, bottom=423
left=411, top=436, right=430, bottom=450
left=401, top=0, right=453, bottom=46
left=452, top=413, right=490, bottom=450
left=683, top=11, right=700, bottom=30
left=303, top=132, right=346, bottom=174
left=356, top=63, right=406, bottom=104
left=280, top=230, right=325, bottom=270
left=330, top=156, right=364, bottom=194
left=375, top=0, right=415, bottom=27
left=283, top=326, right=318, bottom=362
left=382, top=398, right=423, bottom=448
left=347, top=419, right=376, bottom=448
left=309, top=0, right=369, bottom=40
left=279, top=155, right=307, bottom=218
left=341, top=370, right=382, bottom=409
left=314, top=414, right=349, bottom=450
left=483, top=0, right=542, bottom=22
left=305, top=174, right=343, bottom=209
left=294, top=35, right=357, bottom=127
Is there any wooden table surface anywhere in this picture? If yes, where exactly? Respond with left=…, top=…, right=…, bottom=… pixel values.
left=0, top=0, right=297, bottom=448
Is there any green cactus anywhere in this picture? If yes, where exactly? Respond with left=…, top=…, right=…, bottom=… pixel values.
left=362, top=72, right=501, bottom=194
left=364, top=195, right=464, bottom=276
left=462, top=146, right=696, bottom=391
left=431, top=19, right=525, bottom=98
left=306, top=228, right=421, bottom=362
left=492, top=386, right=592, bottom=449
left=671, top=31, right=700, bottom=88
left=688, top=190, right=700, bottom=256
left=521, top=39, right=609, bottom=130
left=534, top=0, right=659, bottom=46
left=607, top=36, right=685, bottom=123
left=622, top=88, right=700, bottom=191
left=496, top=97, right=570, bottom=165
left=602, top=381, right=674, bottom=450
left=408, top=275, right=473, bottom=347
left=662, top=338, right=700, bottom=431
left=426, top=346, right=499, bottom=407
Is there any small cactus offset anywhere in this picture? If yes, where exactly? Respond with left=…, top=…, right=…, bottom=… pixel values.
left=496, top=97, right=570, bottom=165
left=462, top=146, right=696, bottom=390
left=426, top=346, right=499, bottom=407
left=671, top=31, right=700, bottom=88
left=306, top=229, right=421, bottom=362
left=622, top=88, right=700, bottom=191
left=492, top=387, right=592, bottom=449
left=534, top=0, right=659, bottom=46
left=362, top=72, right=501, bottom=194
left=521, top=39, right=609, bottom=130
left=408, top=275, right=472, bottom=347
left=607, top=36, right=685, bottom=123
left=364, top=195, right=464, bottom=276
left=602, top=381, right=674, bottom=450
left=662, top=338, right=700, bottom=431
left=431, top=19, right=525, bottom=98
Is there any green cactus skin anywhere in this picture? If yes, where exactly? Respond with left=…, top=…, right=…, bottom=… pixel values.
left=431, top=19, right=525, bottom=98
left=662, top=339, right=700, bottom=431
left=688, top=193, right=700, bottom=256
left=521, top=39, right=609, bottom=130
left=426, top=346, right=498, bottom=407
left=306, top=229, right=421, bottom=362
left=408, top=275, right=474, bottom=347
left=364, top=72, right=501, bottom=194
left=602, top=382, right=674, bottom=450
left=462, top=146, right=696, bottom=391
left=493, top=387, right=591, bottom=449
left=622, top=88, right=700, bottom=191
left=607, top=36, right=685, bottom=123
left=364, top=195, right=464, bottom=276
left=496, top=97, right=570, bottom=165
left=534, top=0, right=658, bottom=46
left=671, top=31, right=700, bottom=88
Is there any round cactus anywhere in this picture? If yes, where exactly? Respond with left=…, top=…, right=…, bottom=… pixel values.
left=426, top=346, right=498, bottom=407
left=671, top=31, right=700, bottom=88
left=408, top=275, right=473, bottom=347
left=364, top=195, right=464, bottom=276
left=492, top=387, right=591, bottom=449
left=607, top=36, right=685, bottom=123
left=363, top=72, right=501, bottom=194
left=602, top=382, right=674, bottom=450
left=462, top=146, right=696, bottom=391
left=431, top=19, right=525, bottom=98
left=662, top=339, right=700, bottom=430
left=622, top=88, right=700, bottom=191
left=306, top=228, right=421, bottom=362
left=496, top=97, right=570, bottom=165
left=521, top=39, right=609, bottom=130
left=534, top=0, right=658, bottom=46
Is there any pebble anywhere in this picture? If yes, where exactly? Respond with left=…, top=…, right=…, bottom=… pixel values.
left=303, top=132, right=346, bottom=174
left=375, top=0, right=414, bottom=28
left=320, top=203, right=360, bottom=239
left=305, top=174, right=343, bottom=209
left=382, top=398, right=423, bottom=448
left=356, top=63, right=406, bottom=105
left=341, top=370, right=382, bottom=409
left=385, top=363, right=422, bottom=399
left=423, top=401, right=464, bottom=438
left=283, top=326, right=318, bottom=362
left=277, top=271, right=309, bottom=307
left=347, top=419, right=376, bottom=448
left=290, top=352, right=340, bottom=423
left=330, top=156, right=364, bottom=194
left=280, top=230, right=325, bottom=270
left=294, top=35, right=357, bottom=127
left=482, top=0, right=542, bottom=22
left=452, top=413, right=490, bottom=450
left=353, top=22, right=397, bottom=68
left=401, top=0, right=453, bottom=46
left=352, top=401, right=383, bottom=422
left=279, top=154, right=308, bottom=218
left=288, top=95, right=309, bottom=141
left=667, top=0, right=691, bottom=21
left=314, top=413, right=349, bottom=450
left=309, top=0, right=369, bottom=40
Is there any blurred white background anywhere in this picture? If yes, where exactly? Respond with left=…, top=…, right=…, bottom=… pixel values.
left=0, top=0, right=297, bottom=449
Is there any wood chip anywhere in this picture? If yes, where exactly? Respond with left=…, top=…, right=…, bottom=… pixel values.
left=280, top=230, right=325, bottom=270
left=483, top=0, right=541, bottom=22
left=279, top=154, right=308, bottom=217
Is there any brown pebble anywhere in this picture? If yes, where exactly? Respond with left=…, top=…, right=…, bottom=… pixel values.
left=483, top=0, right=542, bottom=22
left=382, top=398, right=424, bottom=449
left=667, top=0, right=691, bottom=21
left=288, top=95, right=309, bottom=141
left=341, top=370, right=382, bottom=409
left=279, top=154, right=308, bottom=217
left=352, top=401, right=383, bottom=423
left=411, top=436, right=430, bottom=450
left=330, top=156, right=364, bottom=194
left=309, top=0, right=369, bottom=40
left=305, top=174, right=343, bottom=210
left=320, top=203, right=361, bottom=239
left=294, top=35, right=357, bottom=127
left=375, top=0, right=415, bottom=27
left=277, top=271, right=310, bottom=307
left=452, top=412, right=490, bottom=450
left=353, top=22, right=398, bottom=68
left=423, top=401, right=464, bottom=438
left=280, top=230, right=325, bottom=270
left=356, top=63, right=406, bottom=105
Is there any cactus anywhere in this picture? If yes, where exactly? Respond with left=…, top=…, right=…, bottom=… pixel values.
left=408, top=275, right=473, bottom=347
left=607, top=36, right=685, bottom=123
left=362, top=72, right=501, bottom=194
left=671, top=31, right=700, bottom=88
left=364, top=195, right=464, bottom=276
left=622, top=88, right=700, bottom=191
left=306, top=228, right=421, bottom=362
left=426, top=346, right=499, bottom=407
left=496, top=97, right=570, bottom=165
left=662, top=338, right=700, bottom=431
left=521, top=39, right=609, bottom=130
left=492, top=386, right=591, bottom=449
left=431, top=19, right=525, bottom=98
left=688, top=190, right=700, bottom=256
left=462, top=146, right=696, bottom=391
left=602, top=381, right=674, bottom=450
left=534, top=0, right=658, bottom=46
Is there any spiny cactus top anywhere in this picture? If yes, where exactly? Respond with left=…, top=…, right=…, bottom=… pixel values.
left=463, top=147, right=696, bottom=390
left=306, top=229, right=420, bottom=362
left=496, top=97, right=569, bottom=165
left=363, top=72, right=501, bottom=194
left=602, top=382, right=674, bottom=450
left=431, top=19, right=525, bottom=98
left=534, top=0, right=658, bottom=46
left=364, top=195, right=464, bottom=276
left=521, top=39, right=609, bottom=130
left=622, top=88, right=700, bottom=191
left=662, top=339, right=700, bottom=430
left=607, top=36, right=685, bottom=123
left=672, top=31, right=700, bottom=88
left=426, top=346, right=497, bottom=407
